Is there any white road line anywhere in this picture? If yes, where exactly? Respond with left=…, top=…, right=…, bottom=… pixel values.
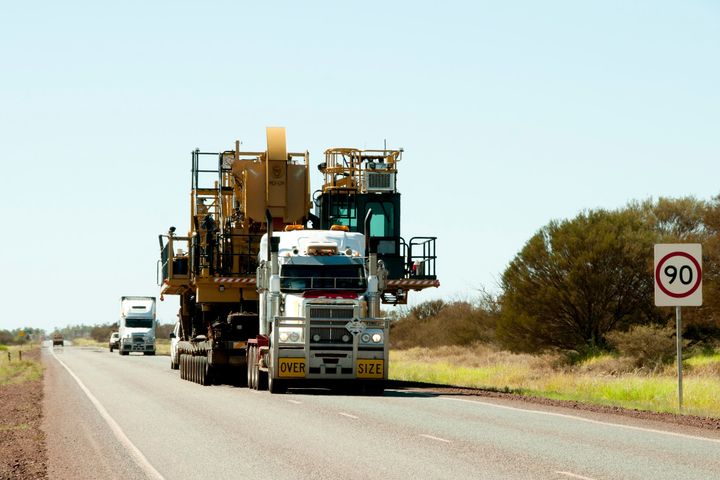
left=286, top=399, right=302, bottom=405
left=442, top=397, right=720, bottom=444
left=556, top=471, right=598, bottom=480
left=419, top=434, right=452, bottom=443
left=50, top=349, right=165, bottom=480
left=338, top=412, right=359, bottom=419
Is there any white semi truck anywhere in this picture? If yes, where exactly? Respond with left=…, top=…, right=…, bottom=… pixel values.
left=248, top=218, right=388, bottom=394
left=118, top=296, right=157, bottom=355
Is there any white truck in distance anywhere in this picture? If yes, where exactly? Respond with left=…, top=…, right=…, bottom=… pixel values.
left=118, top=296, right=156, bottom=356
left=249, top=225, right=388, bottom=394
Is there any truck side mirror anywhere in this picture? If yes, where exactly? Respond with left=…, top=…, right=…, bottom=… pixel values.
left=169, top=332, right=176, bottom=339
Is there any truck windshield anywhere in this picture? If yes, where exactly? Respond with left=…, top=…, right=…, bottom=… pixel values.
left=125, top=319, right=153, bottom=328
left=280, top=264, right=366, bottom=292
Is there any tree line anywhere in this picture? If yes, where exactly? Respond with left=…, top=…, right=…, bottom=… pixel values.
left=392, top=195, right=720, bottom=354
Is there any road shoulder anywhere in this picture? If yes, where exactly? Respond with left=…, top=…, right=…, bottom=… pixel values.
left=42, top=347, right=150, bottom=480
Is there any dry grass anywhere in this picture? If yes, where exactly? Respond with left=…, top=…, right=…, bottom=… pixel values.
left=390, top=344, right=720, bottom=417
left=0, top=345, right=43, bottom=386
left=70, top=337, right=170, bottom=355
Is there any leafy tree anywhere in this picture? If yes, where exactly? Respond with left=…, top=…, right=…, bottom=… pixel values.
left=391, top=298, right=497, bottom=349
left=90, top=323, right=118, bottom=343
left=497, top=208, right=661, bottom=352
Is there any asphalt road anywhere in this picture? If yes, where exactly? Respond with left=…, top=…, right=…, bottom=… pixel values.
left=42, top=345, right=720, bottom=480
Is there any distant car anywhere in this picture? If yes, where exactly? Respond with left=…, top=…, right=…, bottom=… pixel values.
left=109, top=332, right=120, bottom=352
left=169, top=322, right=180, bottom=370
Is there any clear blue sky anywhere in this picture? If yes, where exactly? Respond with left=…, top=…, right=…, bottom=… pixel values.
left=1, top=1, right=718, bottom=332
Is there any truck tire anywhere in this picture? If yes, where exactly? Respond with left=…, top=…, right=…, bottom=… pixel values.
left=364, top=381, right=385, bottom=396
left=109, top=346, right=113, bottom=353
left=144, top=351, right=155, bottom=356
left=257, top=369, right=267, bottom=391
left=247, top=346, right=256, bottom=389
left=268, top=367, right=286, bottom=394
left=180, top=354, right=186, bottom=380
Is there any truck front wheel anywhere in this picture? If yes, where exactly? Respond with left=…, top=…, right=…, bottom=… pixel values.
left=268, top=368, right=286, bottom=394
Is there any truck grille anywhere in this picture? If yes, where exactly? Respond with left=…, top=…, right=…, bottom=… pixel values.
left=309, top=306, right=354, bottom=347
left=309, top=307, right=354, bottom=319
left=132, top=334, right=145, bottom=344
left=310, top=321, right=353, bottom=345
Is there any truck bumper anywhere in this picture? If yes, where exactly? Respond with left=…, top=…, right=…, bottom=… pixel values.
left=122, top=343, right=155, bottom=352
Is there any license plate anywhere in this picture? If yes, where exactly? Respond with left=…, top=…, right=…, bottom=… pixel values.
left=357, top=359, right=384, bottom=379
left=278, top=358, right=306, bottom=378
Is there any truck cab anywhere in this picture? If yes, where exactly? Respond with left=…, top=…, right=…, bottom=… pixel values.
left=249, top=227, right=387, bottom=394
left=118, top=296, right=157, bottom=356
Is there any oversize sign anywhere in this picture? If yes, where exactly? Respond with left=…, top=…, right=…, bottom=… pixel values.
left=654, top=244, right=702, bottom=307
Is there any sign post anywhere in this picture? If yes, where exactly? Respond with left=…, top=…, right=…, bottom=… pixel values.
left=654, top=243, right=702, bottom=412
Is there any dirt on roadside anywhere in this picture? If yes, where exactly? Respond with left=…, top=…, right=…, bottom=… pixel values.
left=0, top=348, right=48, bottom=480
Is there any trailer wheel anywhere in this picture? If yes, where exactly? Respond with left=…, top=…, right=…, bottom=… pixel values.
left=180, top=354, right=186, bottom=380
left=201, top=357, right=211, bottom=386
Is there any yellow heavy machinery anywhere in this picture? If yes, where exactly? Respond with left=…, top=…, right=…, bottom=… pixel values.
left=159, top=128, right=310, bottom=383
left=158, top=128, right=438, bottom=390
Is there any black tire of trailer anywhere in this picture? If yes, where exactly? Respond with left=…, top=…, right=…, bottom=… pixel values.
left=180, top=354, right=186, bottom=380
left=144, top=351, right=155, bottom=356
left=200, top=356, right=209, bottom=386
left=196, top=356, right=201, bottom=385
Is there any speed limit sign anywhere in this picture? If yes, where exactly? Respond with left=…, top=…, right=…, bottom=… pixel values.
left=654, top=244, right=702, bottom=307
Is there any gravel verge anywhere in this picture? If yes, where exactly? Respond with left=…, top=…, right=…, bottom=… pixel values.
left=0, top=348, right=47, bottom=480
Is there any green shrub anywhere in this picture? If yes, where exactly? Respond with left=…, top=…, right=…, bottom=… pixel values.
left=606, top=324, right=676, bottom=370
left=391, top=299, right=497, bottom=349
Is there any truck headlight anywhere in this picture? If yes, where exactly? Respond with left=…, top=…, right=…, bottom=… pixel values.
left=360, top=329, right=383, bottom=345
left=278, top=327, right=303, bottom=344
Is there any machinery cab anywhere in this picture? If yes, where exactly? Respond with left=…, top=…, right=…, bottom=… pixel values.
left=314, top=148, right=438, bottom=304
